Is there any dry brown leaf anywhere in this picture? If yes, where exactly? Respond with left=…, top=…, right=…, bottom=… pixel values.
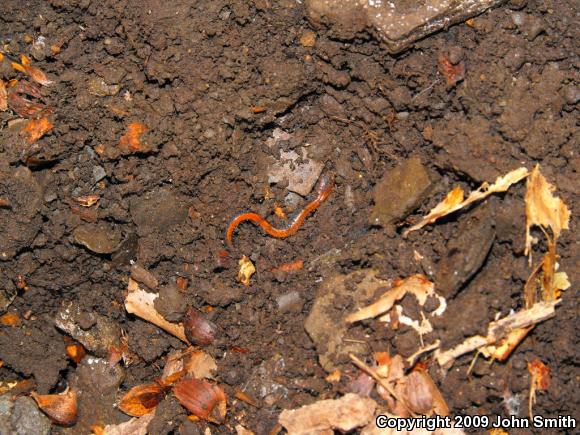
left=102, top=412, right=156, bottom=435
left=125, top=279, right=188, bottom=343
left=187, top=349, right=218, bottom=380
left=404, top=167, right=529, bottom=235
left=346, top=275, right=435, bottom=323
left=411, top=368, right=449, bottom=416
left=12, top=55, right=53, bottom=86
left=278, top=393, right=377, bottom=435
left=173, top=378, right=227, bottom=423
left=20, top=117, right=53, bottom=143
left=0, top=79, right=7, bottom=111
left=237, top=255, right=255, bottom=287
left=118, top=383, right=166, bottom=417
left=118, top=122, right=148, bottom=152
left=31, top=388, right=78, bottom=425
left=525, top=165, right=570, bottom=258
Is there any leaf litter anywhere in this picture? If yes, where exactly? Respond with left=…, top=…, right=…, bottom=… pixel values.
left=280, top=165, right=571, bottom=434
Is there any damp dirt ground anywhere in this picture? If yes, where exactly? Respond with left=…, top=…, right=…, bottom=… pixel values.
left=0, top=0, right=578, bottom=434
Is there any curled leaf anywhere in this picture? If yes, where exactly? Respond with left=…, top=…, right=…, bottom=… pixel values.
left=12, top=55, right=53, bottom=86
left=173, top=379, right=227, bottom=423
left=118, top=383, right=166, bottom=417
left=31, top=389, right=78, bottom=425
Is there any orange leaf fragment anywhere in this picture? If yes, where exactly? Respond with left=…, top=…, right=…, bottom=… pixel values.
left=118, top=122, right=148, bottom=152
left=173, top=378, right=227, bottom=423
left=271, top=259, right=304, bottom=273
left=31, top=389, right=78, bottom=425
left=12, top=55, right=53, bottom=86
left=528, top=358, right=551, bottom=419
left=66, top=343, right=86, bottom=364
left=273, top=205, right=286, bottom=219
left=0, top=312, right=21, bottom=326
left=528, top=358, right=551, bottom=391
left=20, top=117, right=53, bottom=143
left=118, top=383, right=166, bottom=417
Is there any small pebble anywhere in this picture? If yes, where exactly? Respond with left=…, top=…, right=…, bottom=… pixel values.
left=93, top=165, right=106, bottom=182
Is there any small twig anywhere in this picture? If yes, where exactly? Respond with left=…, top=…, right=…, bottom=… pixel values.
left=349, top=353, right=416, bottom=417
left=406, top=340, right=440, bottom=367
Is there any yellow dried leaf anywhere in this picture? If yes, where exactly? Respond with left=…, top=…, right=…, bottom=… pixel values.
left=404, top=167, right=529, bottom=235
left=525, top=165, right=570, bottom=257
left=237, top=255, right=255, bottom=287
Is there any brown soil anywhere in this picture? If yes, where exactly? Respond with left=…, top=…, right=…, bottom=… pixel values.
left=0, top=0, right=577, bottom=434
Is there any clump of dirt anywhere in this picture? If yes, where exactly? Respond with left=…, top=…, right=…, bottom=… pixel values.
left=0, top=0, right=577, bottom=433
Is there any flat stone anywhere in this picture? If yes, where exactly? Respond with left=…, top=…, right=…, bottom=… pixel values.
left=369, top=156, right=432, bottom=227
left=11, top=396, right=51, bottom=435
left=267, top=148, right=324, bottom=197
left=73, top=222, right=122, bottom=254
left=305, top=269, right=390, bottom=372
left=307, top=0, right=504, bottom=53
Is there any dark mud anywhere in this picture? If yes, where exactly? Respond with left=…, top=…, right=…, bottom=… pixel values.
left=0, top=0, right=577, bottom=433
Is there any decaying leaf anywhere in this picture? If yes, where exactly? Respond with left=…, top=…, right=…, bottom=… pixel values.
left=279, top=393, right=376, bottom=435
left=118, top=122, right=148, bottom=152
left=125, top=279, right=188, bottom=343
left=173, top=378, right=227, bottom=423
left=435, top=301, right=558, bottom=368
left=524, top=165, right=570, bottom=258
left=237, top=255, right=255, bottom=287
left=528, top=358, right=551, bottom=419
left=20, top=117, right=53, bottom=143
left=162, top=348, right=218, bottom=385
left=0, top=79, right=7, bottom=111
left=12, top=54, right=53, bottom=86
left=118, top=383, right=166, bottom=417
left=404, top=167, right=529, bottom=235
left=346, top=275, right=438, bottom=323
left=31, top=388, right=78, bottom=425
left=101, top=412, right=156, bottom=435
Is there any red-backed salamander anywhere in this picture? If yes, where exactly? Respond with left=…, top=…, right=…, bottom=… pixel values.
left=225, top=173, right=334, bottom=249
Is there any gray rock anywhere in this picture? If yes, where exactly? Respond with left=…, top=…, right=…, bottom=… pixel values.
left=10, top=396, right=51, bottom=435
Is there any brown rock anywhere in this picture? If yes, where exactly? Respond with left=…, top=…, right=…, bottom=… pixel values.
left=369, top=156, right=432, bottom=227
